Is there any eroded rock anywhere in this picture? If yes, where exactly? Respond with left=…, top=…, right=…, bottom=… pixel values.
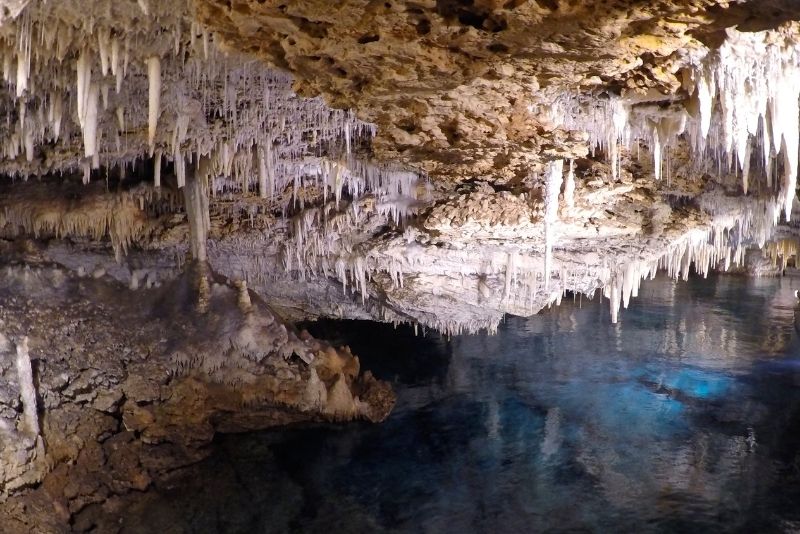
left=0, top=260, right=394, bottom=531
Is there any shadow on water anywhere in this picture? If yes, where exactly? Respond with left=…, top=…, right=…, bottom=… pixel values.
left=121, top=274, right=800, bottom=533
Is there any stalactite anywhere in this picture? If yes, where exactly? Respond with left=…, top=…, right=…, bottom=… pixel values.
left=544, top=160, right=564, bottom=290
left=97, top=27, right=110, bottom=76
left=563, top=159, right=575, bottom=209
left=183, top=158, right=210, bottom=262
left=257, top=147, right=268, bottom=199
left=0, top=0, right=794, bottom=338
left=110, top=35, right=120, bottom=78
left=553, top=28, right=799, bottom=221
left=75, top=48, right=91, bottom=130
left=83, top=82, right=99, bottom=158
left=600, top=194, right=781, bottom=322
left=147, top=56, right=161, bottom=154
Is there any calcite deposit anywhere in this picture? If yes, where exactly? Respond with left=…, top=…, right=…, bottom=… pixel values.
left=0, top=0, right=800, bottom=529
left=196, top=0, right=800, bottom=184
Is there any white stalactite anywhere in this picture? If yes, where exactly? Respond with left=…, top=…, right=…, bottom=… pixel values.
left=258, top=147, right=268, bottom=198
left=50, top=93, right=62, bottom=140
left=564, top=159, right=575, bottom=209
left=15, top=49, right=27, bottom=97
left=544, top=160, right=564, bottom=290
left=697, top=68, right=713, bottom=140
left=147, top=55, right=161, bottom=153
left=110, top=36, right=120, bottom=77
left=184, top=158, right=210, bottom=262
left=83, top=81, right=99, bottom=158
left=98, top=28, right=110, bottom=76
left=115, top=104, right=124, bottom=127
left=76, top=48, right=91, bottom=129
left=553, top=28, right=799, bottom=219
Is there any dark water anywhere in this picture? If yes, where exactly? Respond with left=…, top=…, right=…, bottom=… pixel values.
left=125, top=274, right=800, bottom=533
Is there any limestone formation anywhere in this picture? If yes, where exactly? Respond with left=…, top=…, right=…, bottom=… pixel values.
left=0, top=259, right=393, bottom=531
left=0, top=0, right=799, bottom=529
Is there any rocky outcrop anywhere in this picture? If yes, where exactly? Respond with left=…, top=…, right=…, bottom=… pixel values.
left=0, top=258, right=393, bottom=532
left=196, top=0, right=800, bottom=184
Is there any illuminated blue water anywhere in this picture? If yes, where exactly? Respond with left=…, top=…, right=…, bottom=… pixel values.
left=126, top=274, right=800, bottom=533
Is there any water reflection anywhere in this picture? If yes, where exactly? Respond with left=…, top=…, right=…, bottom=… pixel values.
left=123, top=274, right=800, bottom=533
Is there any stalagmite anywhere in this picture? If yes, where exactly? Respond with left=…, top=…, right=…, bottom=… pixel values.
left=23, top=125, right=32, bottom=162
left=147, top=56, right=161, bottom=153
left=236, top=280, right=252, bottom=311
left=14, top=336, right=39, bottom=436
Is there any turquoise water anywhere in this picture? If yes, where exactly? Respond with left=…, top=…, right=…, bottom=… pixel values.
left=125, top=274, right=800, bottom=533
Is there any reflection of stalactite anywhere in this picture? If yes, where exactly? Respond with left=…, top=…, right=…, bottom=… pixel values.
left=486, top=397, right=500, bottom=441
left=541, top=407, right=561, bottom=458
left=765, top=238, right=800, bottom=270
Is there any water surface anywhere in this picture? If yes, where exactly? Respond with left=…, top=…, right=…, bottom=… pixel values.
left=125, top=274, right=800, bottom=533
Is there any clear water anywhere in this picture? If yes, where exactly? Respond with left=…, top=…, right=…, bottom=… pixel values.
left=124, top=274, right=800, bottom=533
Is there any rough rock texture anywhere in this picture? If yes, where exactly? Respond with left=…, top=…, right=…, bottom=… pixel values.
left=0, top=0, right=799, bottom=527
left=196, top=0, right=800, bottom=184
left=0, top=0, right=797, bottom=333
left=0, top=257, right=393, bottom=532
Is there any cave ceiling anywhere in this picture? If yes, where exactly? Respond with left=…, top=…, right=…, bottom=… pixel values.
left=0, top=0, right=799, bottom=332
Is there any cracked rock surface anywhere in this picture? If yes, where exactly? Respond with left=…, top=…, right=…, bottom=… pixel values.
left=197, top=0, right=800, bottom=184
left=0, top=258, right=393, bottom=532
